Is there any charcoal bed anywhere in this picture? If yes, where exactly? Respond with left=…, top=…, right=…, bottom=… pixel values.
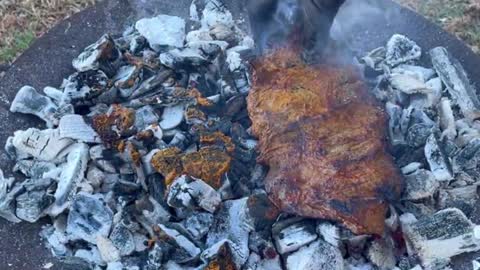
left=1, top=0, right=480, bottom=269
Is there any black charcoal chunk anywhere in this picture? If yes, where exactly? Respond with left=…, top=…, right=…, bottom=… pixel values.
left=203, top=197, right=252, bottom=268
left=13, top=160, right=57, bottom=179
left=41, top=225, right=71, bottom=257
left=134, top=105, right=159, bottom=130
left=285, top=239, right=344, bottom=270
left=401, top=208, right=480, bottom=267
left=0, top=170, right=23, bottom=223
left=156, top=224, right=201, bottom=263
left=72, top=34, right=119, bottom=73
left=424, top=134, right=453, bottom=181
left=15, top=178, right=55, bottom=223
left=403, top=169, right=439, bottom=201
left=10, top=86, right=60, bottom=128
left=273, top=219, right=318, bottom=254
left=430, top=47, right=480, bottom=121
left=180, top=211, right=214, bottom=240
left=110, top=224, right=136, bottom=256
left=386, top=34, right=421, bottom=66
left=66, top=193, right=113, bottom=243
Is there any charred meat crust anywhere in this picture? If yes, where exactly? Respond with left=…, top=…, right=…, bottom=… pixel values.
left=247, top=49, right=403, bottom=235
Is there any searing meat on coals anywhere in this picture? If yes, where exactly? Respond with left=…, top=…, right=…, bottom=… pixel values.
left=247, top=49, right=403, bottom=235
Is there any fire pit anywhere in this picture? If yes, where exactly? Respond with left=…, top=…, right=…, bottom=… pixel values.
left=2, top=0, right=480, bottom=270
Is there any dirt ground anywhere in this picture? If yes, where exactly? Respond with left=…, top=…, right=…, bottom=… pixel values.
left=0, top=0, right=479, bottom=66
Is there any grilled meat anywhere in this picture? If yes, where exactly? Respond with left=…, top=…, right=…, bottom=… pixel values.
left=247, top=49, right=403, bottom=235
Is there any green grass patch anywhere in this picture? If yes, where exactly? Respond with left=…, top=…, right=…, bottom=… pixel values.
left=0, top=29, right=36, bottom=63
left=413, top=0, right=480, bottom=51
left=418, top=0, right=470, bottom=24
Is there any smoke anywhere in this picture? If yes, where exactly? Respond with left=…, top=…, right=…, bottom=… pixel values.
left=247, top=0, right=347, bottom=62
left=247, top=0, right=301, bottom=53
left=247, top=0, right=402, bottom=65
left=332, top=0, right=393, bottom=47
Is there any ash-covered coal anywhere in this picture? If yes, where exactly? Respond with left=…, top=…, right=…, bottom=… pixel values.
left=2, top=0, right=480, bottom=269
left=360, top=34, right=480, bottom=269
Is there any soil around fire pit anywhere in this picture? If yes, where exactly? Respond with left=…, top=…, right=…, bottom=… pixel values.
left=1, top=0, right=480, bottom=269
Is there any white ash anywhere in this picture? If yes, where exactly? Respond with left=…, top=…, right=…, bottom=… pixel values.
left=424, top=134, right=454, bottom=182
left=72, top=34, right=118, bottom=72
left=317, top=222, right=341, bottom=248
left=15, top=178, right=55, bottom=223
left=285, top=239, right=345, bottom=270
left=43, top=86, right=63, bottom=103
left=204, top=197, right=252, bottom=268
left=96, top=235, right=121, bottom=263
left=51, top=143, right=89, bottom=214
left=159, top=104, right=185, bottom=130
left=4, top=1, right=480, bottom=269
left=385, top=34, right=422, bottom=66
left=192, top=0, right=235, bottom=29
left=360, top=33, right=480, bottom=269
left=392, top=64, right=436, bottom=82
left=360, top=47, right=385, bottom=71
left=109, top=224, right=136, bottom=256
left=438, top=98, right=457, bottom=140
left=430, top=47, right=480, bottom=121
left=389, top=73, right=432, bottom=95
left=158, top=224, right=201, bottom=263
left=134, top=105, right=159, bottom=130
left=41, top=225, right=71, bottom=257
left=367, top=237, right=396, bottom=269
left=59, top=114, right=101, bottom=143
left=226, top=49, right=242, bottom=72
left=106, top=262, right=124, bottom=270
left=60, top=70, right=109, bottom=105
left=12, top=128, right=73, bottom=161
left=74, top=247, right=104, bottom=267
left=401, top=208, right=480, bottom=267
left=0, top=169, right=23, bottom=223
left=180, top=211, right=214, bottom=240
left=246, top=252, right=283, bottom=270
left=10, top=86, right=61, bottom=128
left=13, top=160, right=57, bottom=179
left=167, top=175, right=221, bottom=213
left=401, top=162, right=423, bottom=175
left=135, top=15, right=186, bottom=49
left=273, top=219, right=318, bottom=254
left=437, top=185, right=479, bottom=214
left=66, top=193, right=113, bottom=244
left=473, top=258, right=480, bottom=270
left=403, top=169, right=439, bottom=201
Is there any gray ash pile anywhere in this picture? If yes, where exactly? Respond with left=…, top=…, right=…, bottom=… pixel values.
left=2, top=0, right=480, bottom=269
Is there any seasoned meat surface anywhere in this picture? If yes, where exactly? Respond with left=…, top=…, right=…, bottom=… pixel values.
left=247, top=49, right=403, bottom=235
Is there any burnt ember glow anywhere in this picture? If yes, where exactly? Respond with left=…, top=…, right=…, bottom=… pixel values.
left=3, top=0, right=480, bottom=269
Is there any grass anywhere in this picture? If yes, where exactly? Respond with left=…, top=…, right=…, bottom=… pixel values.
left=0, top=0, right=95, bottom=65
left=0, top=0, right=479, bottom=66
left=0, top=29, right=36, bottom=63
left=397, top=0, right=480, bottom=52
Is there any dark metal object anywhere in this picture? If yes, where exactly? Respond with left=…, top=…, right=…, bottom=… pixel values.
left=1, top=0, right=480, bottom=269
left=247, top=0, right=345, bottom=60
